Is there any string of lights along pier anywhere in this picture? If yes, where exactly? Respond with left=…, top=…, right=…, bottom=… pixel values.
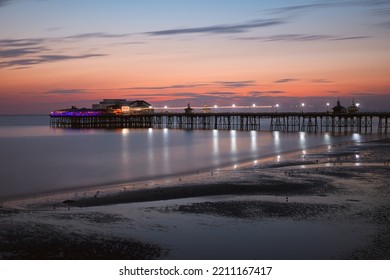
left=50, top=99, right=390, bottom=133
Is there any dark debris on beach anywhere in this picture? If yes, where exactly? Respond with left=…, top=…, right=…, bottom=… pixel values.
left=47, top=211, right=132, bottom=224
left=161, top=200, right=348, bottom=221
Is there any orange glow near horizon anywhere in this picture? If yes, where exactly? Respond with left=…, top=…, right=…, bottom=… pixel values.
left=1, top=1, right=390, bottom=113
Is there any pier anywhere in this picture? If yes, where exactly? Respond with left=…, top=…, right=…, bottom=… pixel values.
left=50, top=112, right=390, bottom=133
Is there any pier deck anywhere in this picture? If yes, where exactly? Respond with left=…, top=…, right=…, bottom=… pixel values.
left=50, top=112, right=390, bottom=133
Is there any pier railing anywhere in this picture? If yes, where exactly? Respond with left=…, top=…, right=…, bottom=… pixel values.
left=50, top=112, right=390, bottom=133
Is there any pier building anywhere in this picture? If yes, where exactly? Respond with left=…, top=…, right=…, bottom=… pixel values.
left=50, top=111, right=390, bottom=134
left=50, top=100, right=390, bottom=133
left=91, top=99, right=153, bottom=114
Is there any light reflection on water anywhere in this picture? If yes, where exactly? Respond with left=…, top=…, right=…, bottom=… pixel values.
left=147, top=128, right=155, bottom=175
left=250, top=130, right=257, bottom=153
left=212, top=130, right=219, bottom=166
left=162, top=128, right=171, bottom=174
left=0, top=122, right=380, bottom=198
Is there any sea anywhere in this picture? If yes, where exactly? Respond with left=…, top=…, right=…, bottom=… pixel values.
left=0, top=115, right=380, bottom=200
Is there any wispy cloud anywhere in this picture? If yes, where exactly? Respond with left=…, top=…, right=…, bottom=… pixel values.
left=125, top=92, right=203, bottom=98
left=249, top=90, right=285, bottom=96
left=274, top=78, right=299, bottom=83
left=44, top=88, right=88, bottom=95
left=378, top=21, right=390, bottom=28
left=311, top=79, right=333, bottom=83
left=122, top=83, right=210, bottom=91
left=238, top=34, right=370, bottom=42
left=271, top=2, right=347, bottom=14
left=269, top=0, right=390, bottom=30
left=214, top=80, right=257, bottom=88
left=273, top=78, right=332, bottom=84
left=271, top=0, right=390, bottom=15
left=0, top=54, right=106, bottom=69
left=0, top=33, right=122, bottom=69
left=205, top=91, right=236, bottom=96
left=372, top=7, right=390, bottom=16
left=0, top=0, right=12, bottom=7
left=265, top=34, right=333, bottom=41
left=121, top=80, right=257, bottom=91
left=63, top=32, right=131, bottom=40
left=0, top=32, right=132, bottom=48
left=0, top=47, right=47, bottom=58
left=331, top=36, right=371, bottom=41
left=145, top=19, right=285, bottom=36
left=0, top=38, right=44, bottom=47
left=124, top=90, right=240, bottom=102
left=372, top=8, right=390, bottom=28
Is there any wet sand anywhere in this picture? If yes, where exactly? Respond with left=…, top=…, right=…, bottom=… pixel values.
left=1, top=137, right=390, bottom=259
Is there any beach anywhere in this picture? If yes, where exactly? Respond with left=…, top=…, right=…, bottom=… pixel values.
left=1, top=137, right=390, bottom=260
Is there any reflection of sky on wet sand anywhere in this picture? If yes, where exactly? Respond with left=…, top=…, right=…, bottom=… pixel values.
left=92, top=196, right=372, bottom=260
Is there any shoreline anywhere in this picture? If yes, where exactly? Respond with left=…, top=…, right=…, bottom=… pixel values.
left=1, top=136, right=390, bottom=259
left=5, top=135, right=387, bottom=210
left=2, top=135, right=384, bottom=210
left=0, top=139, right=335, bottom=206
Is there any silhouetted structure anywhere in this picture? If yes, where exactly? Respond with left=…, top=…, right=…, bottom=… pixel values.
left=332, top=99, right=347, bottom=114
left=347, top=99, right=359, bottom=113
left=51, top=100, right=153, bottom=117
left=50, top=111, right=390, bottom=134
left=184, top=103, right=194, bottom=114
left=91, top=99, right=153, bottom=114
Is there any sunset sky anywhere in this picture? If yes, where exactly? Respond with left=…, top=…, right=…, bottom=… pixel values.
left=1, top=0, right=390, bottom=114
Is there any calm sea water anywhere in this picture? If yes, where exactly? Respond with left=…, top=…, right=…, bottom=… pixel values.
left=0, top=115, right=376, bottom=199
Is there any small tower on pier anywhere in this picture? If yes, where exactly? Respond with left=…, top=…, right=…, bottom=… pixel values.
left=332, top=99, right=347, bottom=114
left=184, top=103, right=194, bottom=114
left=202, top=103, right=211, bottom=113
left=347, top=99, right=359, bottom=113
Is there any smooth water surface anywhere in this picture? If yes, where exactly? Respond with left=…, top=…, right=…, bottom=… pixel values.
left=0, top=115, right=374, bottom=199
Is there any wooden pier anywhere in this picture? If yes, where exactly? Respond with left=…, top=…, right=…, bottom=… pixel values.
left=50, top=112, right=390, bottom=133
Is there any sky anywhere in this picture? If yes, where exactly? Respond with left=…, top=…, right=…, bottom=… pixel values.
left=1, top=0, right=390, bottom=114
